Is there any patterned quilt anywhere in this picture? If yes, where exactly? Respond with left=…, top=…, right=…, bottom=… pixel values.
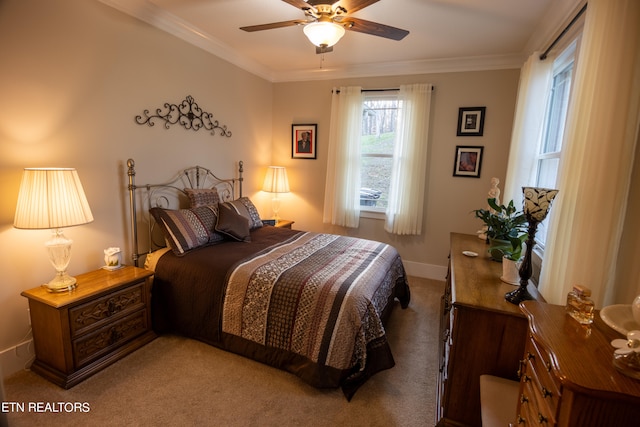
left=152, top=227, right=410, bottom=399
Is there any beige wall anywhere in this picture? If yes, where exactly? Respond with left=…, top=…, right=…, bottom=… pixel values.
left=0, top=0, right=520, bottom=378
left=0, top=0, right=274, bottom=376
left=272, top=70, right=520, bottom=276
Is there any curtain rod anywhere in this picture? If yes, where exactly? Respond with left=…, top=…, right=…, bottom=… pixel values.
left=333, top=86, right=435, bottom=94
left=540, top=3, right=587, bottom=60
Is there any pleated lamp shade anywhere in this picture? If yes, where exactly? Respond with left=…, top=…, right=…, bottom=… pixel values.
left=262, top=166, right=290, bottom=194
left=14, top=168, right=94, bottom=230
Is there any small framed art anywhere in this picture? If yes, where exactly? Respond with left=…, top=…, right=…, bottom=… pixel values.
left=292, top=124, right=317, bottom=159
left=457, top=107, right=486, bottom=136
left=453, top=146, right=483, bottom=178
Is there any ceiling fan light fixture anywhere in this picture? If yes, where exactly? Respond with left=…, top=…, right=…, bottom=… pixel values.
left=303, top=21, right=345, bottom=48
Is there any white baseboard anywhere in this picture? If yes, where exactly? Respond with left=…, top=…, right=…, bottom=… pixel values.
left=0, top=339, right=34, bottom=380
left=403, top=260, right=448, bottom=281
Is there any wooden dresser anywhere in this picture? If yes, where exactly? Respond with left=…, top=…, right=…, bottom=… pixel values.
left=437, top=233, right=544, bottom=427
left=22, top=266, right=155, bottom=388
left=517, top=301, right=640, bottom=426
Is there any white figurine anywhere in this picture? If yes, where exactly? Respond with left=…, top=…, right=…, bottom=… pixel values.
left=478, top=178, right=501, bottom=240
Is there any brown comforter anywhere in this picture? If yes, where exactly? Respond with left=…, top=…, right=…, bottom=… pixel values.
left=151, top=226, right=410, bottom=399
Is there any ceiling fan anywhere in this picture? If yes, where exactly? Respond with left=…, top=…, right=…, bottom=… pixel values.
left=240, top=0, right=409, bottom=54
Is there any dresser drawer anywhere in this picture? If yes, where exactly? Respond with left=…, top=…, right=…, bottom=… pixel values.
left=69, top=281, right=145, bottom=337
left=520, top=372, right=555, bottom=425
left=528, top=338, right=561, bottom=407
left=73, top=308, right=149, bottom=368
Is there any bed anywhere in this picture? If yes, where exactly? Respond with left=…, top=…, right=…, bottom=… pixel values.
left=126, top=159, right=410, bottom=399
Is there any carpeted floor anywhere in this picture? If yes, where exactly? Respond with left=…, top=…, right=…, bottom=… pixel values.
left=3, top=277, right=444, bottom=427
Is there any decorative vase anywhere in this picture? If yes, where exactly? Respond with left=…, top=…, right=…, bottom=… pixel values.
left=104, top=247, right=122, bottom=268
left=488, top=238, right=509, bottom=262
left=633, top=295, right=640, bottom=326
left=501, top=257, right=520, bottom=285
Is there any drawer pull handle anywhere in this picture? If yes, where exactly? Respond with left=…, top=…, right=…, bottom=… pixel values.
left=522, top=374, right=531, bottom=383
left=109, top=327, right=122, bottom=345
left=526, top=351, right=535, bottom=360
left=541, top=387, right=553, bottom=398
left=517, top=415, right=525, bottom=424
left=517, top=358, right=529, bottom=378
left=546, top=362, right=552, bottom=372
left=520, top=394, right=529, bottom=404
left=537, top=413, right=548, bottom=424
left=107, top=299, right=117, bottom=316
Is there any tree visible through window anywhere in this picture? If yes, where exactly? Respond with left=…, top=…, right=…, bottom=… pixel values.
left=360, top=93, right=398, bottom=211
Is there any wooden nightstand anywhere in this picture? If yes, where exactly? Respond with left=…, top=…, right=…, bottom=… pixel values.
left=274, top=219, right=294, bottom=229
left=21, top=265, right=155, bottom=388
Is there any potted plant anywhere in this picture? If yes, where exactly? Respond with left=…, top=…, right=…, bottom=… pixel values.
left=473, top=198, right=527, bottom=263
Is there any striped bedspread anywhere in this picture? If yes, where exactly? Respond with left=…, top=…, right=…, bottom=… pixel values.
left=152, top=226, right=409, bottom=399
left=222, top=232, right=406, bottom=376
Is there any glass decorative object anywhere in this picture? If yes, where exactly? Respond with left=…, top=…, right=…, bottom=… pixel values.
left=505, top=187, right=558, bottom=305
left=611, top=330, right=640, bottom=380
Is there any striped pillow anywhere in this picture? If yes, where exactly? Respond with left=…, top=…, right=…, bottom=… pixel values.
left=219, top=197, right=263, bottom=230
left=150, top=206, right=224, bottom=256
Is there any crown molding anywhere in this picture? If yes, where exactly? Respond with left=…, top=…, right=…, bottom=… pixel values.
left=523, top=0, right=586, bottom=56
left=99, top=0, right=529, bottom=83
left=274, top=54, right=526, bottom=82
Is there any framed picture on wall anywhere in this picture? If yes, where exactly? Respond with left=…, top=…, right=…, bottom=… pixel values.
left=453, top=146, right=484, bottom=178
left=457, top=107, right=486, bottom=136
left=292, top=124, right=317, bottom=159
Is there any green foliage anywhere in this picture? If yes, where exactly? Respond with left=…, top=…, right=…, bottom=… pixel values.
left=473, top=198, right=527, bottom=261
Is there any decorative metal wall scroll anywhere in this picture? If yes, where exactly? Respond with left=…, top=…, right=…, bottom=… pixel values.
left=135, top=95, right=232, bottom=137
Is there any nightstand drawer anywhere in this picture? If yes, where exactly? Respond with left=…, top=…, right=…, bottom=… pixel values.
left=23, top=266, right=155, bottom=388
left=73, top=308, right=149, bottom=368
left=69, top=281, right=145, bottom=337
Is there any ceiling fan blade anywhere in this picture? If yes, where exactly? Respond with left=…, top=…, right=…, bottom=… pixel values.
left=240, top=20, right=307, bottom=32
left=335, top=0, right=379, bottom=14
left=341, top=17, right=409, bottom=41
left=281, top=0, right=313, bottom=10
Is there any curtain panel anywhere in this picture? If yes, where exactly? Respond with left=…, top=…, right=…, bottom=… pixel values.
left=323, top=87, right=363, bottom=228
left=503, top=53, right=552, bottom=206
left=539, top=0, right=640, bottom=306
left=385, top=83, right=433, bottom=235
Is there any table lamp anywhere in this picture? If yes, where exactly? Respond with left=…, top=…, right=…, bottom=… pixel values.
left=14, top=168, right=94, bottom=292
left=262, top=166, right=290, bottom=224
left=505, top=186, right=558, bottom=305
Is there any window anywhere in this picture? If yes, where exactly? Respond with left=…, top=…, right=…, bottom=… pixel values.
left=324, top=84, right=431, bottom=233
left=360, top=92, right=398, bottom=213
left=534, top=41, right=577, bottom=248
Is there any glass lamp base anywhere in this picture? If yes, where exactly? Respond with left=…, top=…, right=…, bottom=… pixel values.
left=45, top=272, right=77, bottom=292
left=44, top=228, right=77, bottom=292
left=613, top=352, right=640, bottom=380
left=271, top=196, right=281, bottom=223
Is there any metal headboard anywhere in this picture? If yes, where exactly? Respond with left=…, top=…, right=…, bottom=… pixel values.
left=127, top=158, right=243, bottom=267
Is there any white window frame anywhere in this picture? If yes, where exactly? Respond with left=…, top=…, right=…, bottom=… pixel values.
left=533, top=41, right=578, bottom=250
left=530, top=32, right=583, bottom=283
left=359, top=92, right=399, bottom=220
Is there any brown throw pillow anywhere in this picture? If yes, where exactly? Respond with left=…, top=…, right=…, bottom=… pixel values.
left=215, top=203, right=251, bottom=242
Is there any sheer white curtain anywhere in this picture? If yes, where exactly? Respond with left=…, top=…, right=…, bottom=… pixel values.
left=323, top=86, right=363, bottom=228
left=539, top=0, right=640, bottom=306
left=503, top=53, right=552, bottom=205
left=385, top=83, right=433, bottom=235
